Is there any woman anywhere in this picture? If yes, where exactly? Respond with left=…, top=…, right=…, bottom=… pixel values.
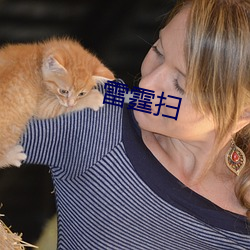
left=22, top=0, right=250, bottom=249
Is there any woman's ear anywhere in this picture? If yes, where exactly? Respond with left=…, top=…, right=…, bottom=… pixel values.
left=233, top=109, right=250, bottom=133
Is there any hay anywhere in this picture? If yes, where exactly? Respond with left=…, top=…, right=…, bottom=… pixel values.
left=0, top=214, right=38, bottom=250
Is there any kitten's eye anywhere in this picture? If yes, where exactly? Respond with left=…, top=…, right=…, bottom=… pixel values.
left=78, top=91, right=87, bottom=97
left=59, top=89, right=69, bottom=95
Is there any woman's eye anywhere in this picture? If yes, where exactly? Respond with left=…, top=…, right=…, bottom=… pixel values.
left=152, top=45, right=163, bottom=57
left=173, top=79, right=185, bottom=95
left=59, top=89, right=69, bottom=95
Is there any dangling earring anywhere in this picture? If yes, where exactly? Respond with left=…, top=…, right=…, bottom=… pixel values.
left=225, top=138, right=246, bottom=176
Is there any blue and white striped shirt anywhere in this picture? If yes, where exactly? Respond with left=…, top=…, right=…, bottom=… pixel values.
left=22, top=86, right=250, bottom=250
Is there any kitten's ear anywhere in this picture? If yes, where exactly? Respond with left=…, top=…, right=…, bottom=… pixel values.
left=93, top=63, right=115, bottom=80
left=42, top=56, right=67, bottom=75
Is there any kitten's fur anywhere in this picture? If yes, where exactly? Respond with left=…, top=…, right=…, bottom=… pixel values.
left=0, top=38, right=114, bottom=168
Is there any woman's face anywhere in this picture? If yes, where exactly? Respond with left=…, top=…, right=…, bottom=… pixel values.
left=134, top=7, right=215, bottom=142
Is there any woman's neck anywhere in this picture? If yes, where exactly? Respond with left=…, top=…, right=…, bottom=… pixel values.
left=141, top=129, right=247, bottom=216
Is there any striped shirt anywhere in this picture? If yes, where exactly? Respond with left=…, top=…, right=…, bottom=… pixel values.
left=22, top=85, right=250, bottom=250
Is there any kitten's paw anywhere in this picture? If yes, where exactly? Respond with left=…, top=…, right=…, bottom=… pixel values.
left=6, top=145, right=27, bottom=167
left=89, top=90, right=104, bottom=111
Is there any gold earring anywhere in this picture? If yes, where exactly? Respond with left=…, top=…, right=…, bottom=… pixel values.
left=225, top=139, right=246, bottom=176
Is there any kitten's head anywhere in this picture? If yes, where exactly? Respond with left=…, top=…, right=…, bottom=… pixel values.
left=41, top=38, right=114, bottom=108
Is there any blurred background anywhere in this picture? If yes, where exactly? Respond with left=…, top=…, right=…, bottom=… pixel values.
left=0, top=0, right=176, bottom=249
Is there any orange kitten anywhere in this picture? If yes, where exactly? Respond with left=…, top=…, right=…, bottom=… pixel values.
left=0, top=38, right=114, bottom=168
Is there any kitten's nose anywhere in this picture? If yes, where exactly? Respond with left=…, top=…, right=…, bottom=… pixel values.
left=68, top=99, right=75, bottom=107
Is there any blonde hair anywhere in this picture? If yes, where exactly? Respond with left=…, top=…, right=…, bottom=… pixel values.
left=168, top=0, right=250, bottom=217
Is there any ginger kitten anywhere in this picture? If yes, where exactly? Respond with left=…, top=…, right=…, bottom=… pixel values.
left=0, top=38, right=114, bottom=168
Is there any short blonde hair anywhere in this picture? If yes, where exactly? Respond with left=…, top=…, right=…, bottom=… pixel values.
left=169, top=0, right=250, bottom=217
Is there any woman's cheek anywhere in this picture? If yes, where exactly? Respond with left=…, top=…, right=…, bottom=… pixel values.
left=160, top=95, right=182, bottom=120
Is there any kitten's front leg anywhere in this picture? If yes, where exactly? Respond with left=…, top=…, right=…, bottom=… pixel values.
left=0, top=145, right=27, bottom=168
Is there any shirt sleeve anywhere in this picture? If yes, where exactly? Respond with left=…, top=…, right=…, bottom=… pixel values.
left=21, top=110, right=89, bottom=168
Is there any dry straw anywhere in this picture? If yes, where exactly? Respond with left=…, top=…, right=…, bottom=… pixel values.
left=0, top=212, right=38, bottom=250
